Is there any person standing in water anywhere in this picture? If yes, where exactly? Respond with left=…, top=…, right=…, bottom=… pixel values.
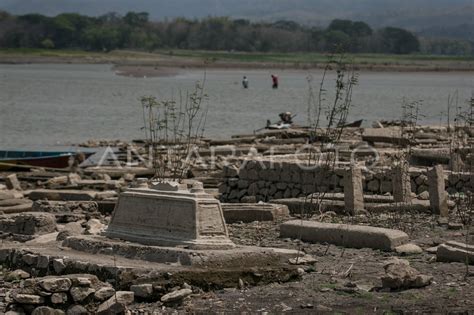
left=271, top=74, right=279, bottom=89
left=242, top=76, right=249, bottom=89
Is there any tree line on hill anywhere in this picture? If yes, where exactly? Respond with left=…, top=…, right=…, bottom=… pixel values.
left=0, top=11, right=472, bottom=55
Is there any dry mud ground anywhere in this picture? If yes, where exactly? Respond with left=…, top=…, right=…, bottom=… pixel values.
left=127, top=212, right=473, bottom=314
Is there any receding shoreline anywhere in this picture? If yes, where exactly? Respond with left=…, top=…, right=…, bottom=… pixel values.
left=1, top=49, right=474, bottom=73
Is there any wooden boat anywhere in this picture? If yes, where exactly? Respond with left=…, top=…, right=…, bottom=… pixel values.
left=338, top=119, right=364, bottom=128
left=267, top=122, right=292, bottom=130
left=0, top=150, right=83, bottom=170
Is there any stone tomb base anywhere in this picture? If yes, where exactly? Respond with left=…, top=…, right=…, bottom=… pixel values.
left=63, top=235, right=301, bottom=267
left=105, top=182, right=235, bottom=249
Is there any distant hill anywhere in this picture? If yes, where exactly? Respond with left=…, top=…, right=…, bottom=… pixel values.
left=1, top=0, right=473, bottom=40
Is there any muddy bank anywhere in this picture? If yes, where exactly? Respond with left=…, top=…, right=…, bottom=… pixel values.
left=1, top=51, right=474, bottom=72
left=113, top=65, right=181, bottom=78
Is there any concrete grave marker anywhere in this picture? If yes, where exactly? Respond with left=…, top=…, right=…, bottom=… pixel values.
left=428, top=165, right=448, bottom=216
left=105, top=181, right=235, bottom=249
left=392, top=160, right=411, bottom=203
left=344, top=165, right=364, bottom=214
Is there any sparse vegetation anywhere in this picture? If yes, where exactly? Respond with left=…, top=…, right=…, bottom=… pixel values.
left=139, top=78, right=208, bottom=182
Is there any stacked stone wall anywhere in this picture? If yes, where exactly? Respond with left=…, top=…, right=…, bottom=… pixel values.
left=219, top=160, right=472, bottom=203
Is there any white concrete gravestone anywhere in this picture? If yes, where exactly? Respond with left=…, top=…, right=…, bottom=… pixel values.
left=105, top=181, right=235, bottom=249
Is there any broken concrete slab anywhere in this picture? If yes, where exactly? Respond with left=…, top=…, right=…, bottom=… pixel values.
left=280, top=220, right=409, bottom=251
left=366, top=200, right=431, bottom=213
left=222, top=203, right=289, bottom=223
left=0, top=199, right=33, bottom=214
left=437, top=241, right=474, bottom=264
left=27, top=189, right=116, bottom=201
left=0, top=190, right=23, bottom=200
left=161, top=288, right=192, bottom=303
left=0, top=198, right=32, bottom=207
left=63, top=235, right=302, bottom=267
left=5, top=174, right=22, bottom=190
left=0, top=242, right=302, bottom=291
left=410, top=148, right=450, bottom=166
left=307, top=193, right=394, bottom=203
left=362, top=127, right=411, bottom=145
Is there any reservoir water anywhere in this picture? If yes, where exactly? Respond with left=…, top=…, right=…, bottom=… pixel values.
left=0, top=64, right=472, bottom=149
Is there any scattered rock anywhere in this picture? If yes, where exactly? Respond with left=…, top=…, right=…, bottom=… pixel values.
left=60, top=222, right=84, bottom=235
left=96, top=301, right=125, bottom=315
left=31, top=306, right=65, bottom=315
left=130, top=284, right=153, bottom=299
left=13, top=293, right=45, bottom=304
left=68, top=173, right=81, bottom=185
left=22, top=253, right=38, bottom=265
left=94, top=287, right=115, bottom=301
left=0, top=212, right=56, bottom=235
left=56, top=231, right=74, bottom=241
left=417, top=191, right=429, bottom=200
left=395, top=243, right=423, bottom=255
left=122, top=173, right=135, bottom=181
left=96, top=291, right=134, bottom=315
left=84, top=219, right=105, bottom=235
left=50, top=293, right=68, bottom=304
left=5, top=269, right=30, bottom=281
left=288, top=255, right=317, bottom=265
left=381, top=258, right=432, bottom=290
left=69, top=287, right=95, bottom=302
left=238, top=278, right=245, bottom=289
left=160, top=288, right=192, bottom=303
left=36, top=255, right=50, bottom=269
left=52, top=259, right=66, bottom=274
left=437, top=217, right=449, bottom=227
left=425, top=246, right=438, bottom=254
left=66, top=305, right=88, bottom=315
left=38, top=278, right=72, bottom=293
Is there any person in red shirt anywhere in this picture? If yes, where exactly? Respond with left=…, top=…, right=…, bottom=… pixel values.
left=271, top=74, right=279, bottom=89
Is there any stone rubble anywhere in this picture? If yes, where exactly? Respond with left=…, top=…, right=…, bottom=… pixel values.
left=0, top=124, right=472, bottom=313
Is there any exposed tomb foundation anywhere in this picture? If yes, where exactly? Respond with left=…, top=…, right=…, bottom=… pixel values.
left=104, top=181, right=235, bottom=249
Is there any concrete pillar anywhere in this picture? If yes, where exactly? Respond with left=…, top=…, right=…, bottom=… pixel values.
left=344, top=165, right=364, bottom=214
left=449, top=151, right=463, bottom=172
left=392, top=160, right=411, bottom=203
left=428, top=165, right=448, bottom=217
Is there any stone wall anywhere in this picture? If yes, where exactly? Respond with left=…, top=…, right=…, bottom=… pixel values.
left=219, top=160, right=472, bottom=203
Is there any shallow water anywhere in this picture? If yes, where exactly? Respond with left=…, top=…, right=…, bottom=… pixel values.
left=0, top=64, right=472, bottom=149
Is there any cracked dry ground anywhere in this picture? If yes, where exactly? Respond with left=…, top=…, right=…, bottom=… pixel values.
left=133, top=212, right=473, bottom=314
